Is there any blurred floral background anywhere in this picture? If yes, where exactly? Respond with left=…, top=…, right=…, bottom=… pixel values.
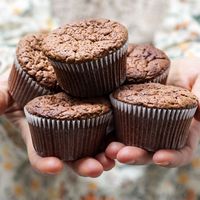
left=1, top=0, right=200, bottom=199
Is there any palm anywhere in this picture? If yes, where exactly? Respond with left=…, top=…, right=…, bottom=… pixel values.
left=106, top=58, right=200, bottom=167
left=0, top=88, right=115, bottom=177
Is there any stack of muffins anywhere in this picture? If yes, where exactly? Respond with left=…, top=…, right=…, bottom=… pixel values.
left=8, top=19, right=198, bottom=161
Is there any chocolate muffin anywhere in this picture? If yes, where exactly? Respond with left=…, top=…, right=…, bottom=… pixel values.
left=24, top=92, right=112, bottom=161
left=42, top=18, right=128, bottom=97
left=126, top=44, right=170, bottom=84
left=8, top=32, right=60, bottom=107
left=110, top=83, right=198, bottom=151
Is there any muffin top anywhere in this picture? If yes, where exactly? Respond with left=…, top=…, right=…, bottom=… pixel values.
left=112, top=83, right=198, bottom=109
left=126, top=44, right=170, bottom=83
left=42, top=19, right=128, bottom=63
left=25, top=92, right=111, bottom=119
left=16, top=32, right=58, bottom=89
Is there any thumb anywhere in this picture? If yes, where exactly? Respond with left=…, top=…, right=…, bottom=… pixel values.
left=0, top=87, right=12, bottom=114
left=192, top=75, right=200, bottom=121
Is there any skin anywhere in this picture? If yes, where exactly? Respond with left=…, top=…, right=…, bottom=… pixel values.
left=1, top=58, right=199, bottom=177
left=105, top=58, right=200, bottom=167
left=0, top=78, right=115, bottom=178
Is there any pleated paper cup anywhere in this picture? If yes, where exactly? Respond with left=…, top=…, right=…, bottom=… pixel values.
left=110, top=94, right=197, bottom=151
left=24, top=108, right=112, bottom=161
left=50, top=42, right=128, bottom=98
left=8, top=57, right=52, bottom=108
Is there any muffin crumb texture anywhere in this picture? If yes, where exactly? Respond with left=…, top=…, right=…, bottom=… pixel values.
left=42, top=19, right=128, bottom=63
left=25, top=93, right=111, bottom=119
left=113, top=83, right=198, bottom=109
left=126, top=44, right=170, bottom=82
left=16, top=33, right=58, bottom=89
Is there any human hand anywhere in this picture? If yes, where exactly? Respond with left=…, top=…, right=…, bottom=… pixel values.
left=0, top=80, right=115, bottom=177
left=105, top=58, right=200, bottom=167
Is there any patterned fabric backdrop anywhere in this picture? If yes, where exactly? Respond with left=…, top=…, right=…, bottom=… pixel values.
left=0, top=0, right=200, bottom=199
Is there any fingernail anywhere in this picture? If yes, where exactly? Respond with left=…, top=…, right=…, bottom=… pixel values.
left=126, top=160, right=136, bottom=164
left=155, top=161, right=170, bottom=166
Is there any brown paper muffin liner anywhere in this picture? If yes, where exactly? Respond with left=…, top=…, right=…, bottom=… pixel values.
left=8, top=57, right=52, bottom=108
left=110, top=94, right=197, bottom=151
left=24, top=108, right=112, bottom=161
left=50, top=42, right=128, bottom=98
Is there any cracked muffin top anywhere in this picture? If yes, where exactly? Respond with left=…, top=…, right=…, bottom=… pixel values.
left=126, top=44, right=170, bottom=83
left=16, top=32, right=58, bottom=90
left=42, top=19, right=128, bottom=63
left=112, top=83, right=198, bottom=109
left=25, top=92, right=111, bottom=119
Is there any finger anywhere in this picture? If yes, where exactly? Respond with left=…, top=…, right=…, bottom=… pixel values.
left=95, top=153, right=115, bottom=171
left=105, top=142, right=125, bottom=159
left=5, top=110, right=29, bottom=142
left=98, top=131, right=117, bottom=153
left=26, top=137, right=64, bottom=174
left=192, top=75, right=200, bottom=121
left=167, top=59, right=191, bottom=89
left=7, top=110, right=103, bottom=177
left=11, top=112, right=64, bottom=174
left=153, top=148, right=193, bottom=167
left=0, top=89, right=12, bottom=114
left=167, top=58, right=200, bottom=90
left=116, top=146, right=153, bottom=165
left=68, top=158, right=104, bottom=178
left=153, top=125, right=200, bottom=167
